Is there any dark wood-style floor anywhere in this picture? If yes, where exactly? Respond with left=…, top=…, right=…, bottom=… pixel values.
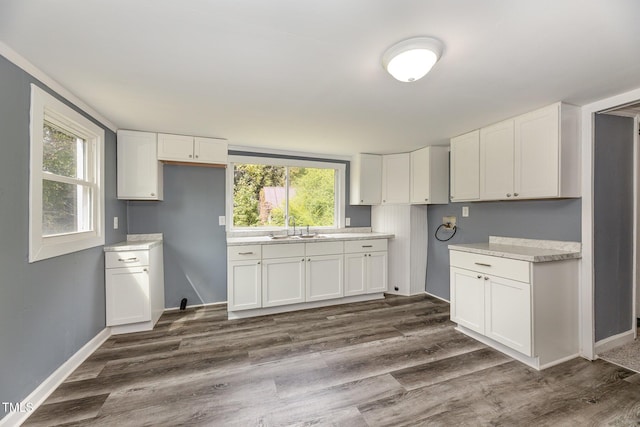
left=24, top=295, right=640, bottom=426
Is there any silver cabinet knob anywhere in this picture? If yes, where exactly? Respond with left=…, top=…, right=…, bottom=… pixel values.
left=514, top=193, right=519, bottom=197
left=506, top=193, right=512, bottom=197
left=424, top=198, right=428, bottom=201
left=195, top=155, right=199, bottom=158
left=484, top=276, right=489, bottom=280
left=360, top=199, right=364, bottom=203
left=477, top=275, right=482, bottom=279
left=189, top=154, right=193, bottom=158
left=150, top=193, right=155, bottom=196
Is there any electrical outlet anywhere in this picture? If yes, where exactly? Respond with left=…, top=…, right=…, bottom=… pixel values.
left=218, top=216, right=226, bottom=226
left=345, top=217, right=351, bottom=226
left=462, top=206, right=469, bottom=217
left=113, top=216, right=118, bottom=229
left=443, top=216, right=456, bottom=229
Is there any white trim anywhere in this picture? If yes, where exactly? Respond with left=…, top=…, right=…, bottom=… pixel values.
left=229, top=145, right=351, bottom=162
left=227, top=293, right=384, bottom=319
left=0, top=42, right=117, bottom=132
left=226, top=155, right=346, bottom=231
left=424, top=290, right=450, bottom=303
left=0, top=328, right=111, bottom=427
left=580, top=86, right=640, bottom=361
left=29, top=84, right=105, bottom=262
left=634, top=113, right=639, bottom=338
left=594, top=329, right=636, bottom=355
left=164, top=301, right=227, bottom=312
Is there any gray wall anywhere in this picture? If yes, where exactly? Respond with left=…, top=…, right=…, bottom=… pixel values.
left=128, top=165, right=228, bottom=307
left=594, top=114, right=634, bottom=341
left=0, top=54, right=126, bottom=419
left=426, top=199, right=582, bottom=300
left=128, top=152, right=370, bottom=307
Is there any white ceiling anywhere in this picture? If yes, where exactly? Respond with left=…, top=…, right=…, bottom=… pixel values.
left=2, top=1, right=640, bottom=156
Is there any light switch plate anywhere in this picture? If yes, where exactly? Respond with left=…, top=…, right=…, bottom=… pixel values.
left=345, top=217, right=351, bottom=226
left=462, top=206, right=469, bottom=217
left=218, top=216, right=226, bottom=226
left=113, top=216, right=118, bottom=229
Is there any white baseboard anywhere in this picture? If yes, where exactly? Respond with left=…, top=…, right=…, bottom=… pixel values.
left=595, top=329, right=635, bottom=355
left=0, top=328, right=111, bottom=427
left=163, top=301, right=227, bottom=312
left=424, top=291, right=450, bottom=303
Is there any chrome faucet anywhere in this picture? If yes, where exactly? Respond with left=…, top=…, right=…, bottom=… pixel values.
left=288, top=215, right=296, bottom=236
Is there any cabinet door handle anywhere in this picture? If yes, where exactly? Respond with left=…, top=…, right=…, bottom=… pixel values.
left=301, top=258, right=305, bottom=262
left=238, top=252, right=254, bottom=255
left=307, top=258, right=311, bottom=261
left=143, top=268, right=148, bottom=272
left=118, top=257, right=139, bottom=262
left=189, top=154, right=193, bottom=158
left=257, top=261, right=261, bottom=265
left=424, top=198, right=428, bottom=201
left=195, top=155, right=199, bottom=158
left=484, top=276, right=490, bottom=280
left=514, top=192, right=519, bottom=197
left=476, top=275, right=482, bottom=279
left=506, top=193, right=512, bottom=197
left=362, top=245, right=373, bottom=248
left=360, top=199, right=364, bottom=203
left=474, top=262, right=491, bottom=267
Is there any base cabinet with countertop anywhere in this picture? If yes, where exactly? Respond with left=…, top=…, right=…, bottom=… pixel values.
left=104, top=235, right=165, bottom=335
left=226, top=233, right=391, bottom=319
left=449, top=237, right=580, bottom=370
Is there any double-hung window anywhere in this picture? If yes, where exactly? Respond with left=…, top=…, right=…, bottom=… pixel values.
left=227, top=156, right=345, bottom=230
left=29, top=84, right=105, bottom=262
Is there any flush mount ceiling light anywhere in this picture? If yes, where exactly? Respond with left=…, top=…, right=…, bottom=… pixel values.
left=382, top=37, right=444, bottom=82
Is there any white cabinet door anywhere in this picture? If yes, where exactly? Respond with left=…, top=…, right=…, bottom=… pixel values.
left=485, top=275, right=532, bottom=356
left=157, top=133, right=194, bottom=161
left=381, top=153, right=410, bottom=204
left=367, top=251, right=388, bottom=293
left=306, top=254, right=344, bottom=301
left=514, top=104, right=560, bottom=198
left=450, top=267, right=484, bottom=333
left=262, top=257, right=305, bottom=307
left=410, top=146, right=450, bottom=205
left=228, top=260, right=262, bottom=311
left=350, top=154, right=382, bottom=205
left=480, top=120, right=515, bottom=200
left=116, top=130, right=162, bottom=200
left=106, top=267, right=151, bottom=326
left=344, top=253, right=367, bottom=296
left=450, top=130, right=480, bottom=201
left=194, top=137, right=228, bottom=164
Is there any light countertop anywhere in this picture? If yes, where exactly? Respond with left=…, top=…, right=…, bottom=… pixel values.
left=104, top=234, right=163, bottom=252
left=448, top=236, right=581, bottom=262
left=227, top=232, right=394, bottom=246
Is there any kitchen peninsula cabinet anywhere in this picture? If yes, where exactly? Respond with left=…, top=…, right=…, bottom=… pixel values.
left=116, top=130, right=163, bottom=200
left=449, top=237, right=580, bottom=370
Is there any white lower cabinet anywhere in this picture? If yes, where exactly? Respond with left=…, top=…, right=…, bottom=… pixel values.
left=344, top=239, right=388, bottom=296
left=262, top=257, right=306, bottom=307
left=227, top=238, right=388, bottom=317
left=449, top=249, right=578, bottom=370
left=105, top=244, right=165, bottom=334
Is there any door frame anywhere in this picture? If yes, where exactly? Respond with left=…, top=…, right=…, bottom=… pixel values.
left=581, top=87, right=640, bottom=359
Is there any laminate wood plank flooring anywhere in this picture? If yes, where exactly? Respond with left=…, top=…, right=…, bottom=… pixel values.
left=23, top=294, right=640, bottom=426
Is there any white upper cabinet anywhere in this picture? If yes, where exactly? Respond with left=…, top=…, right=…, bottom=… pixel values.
left=450, top=130, right=480, bottom=202
left=514, top=103, right=580, bottom=199
left=157, top=133, right=228, bottom=165
left=117, top=130, right=163, bottom=200
left=480, top=119, right=515, bottom=200
left=381, top=153, right=410, bottom=204
left=410, top=146, right=449, bottom=204
left=350, top=153, right=382, bottom=205
left=453, top=102, right=580, bottom=202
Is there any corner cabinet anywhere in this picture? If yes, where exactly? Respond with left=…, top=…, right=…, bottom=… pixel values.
left=449, top=249, right=579, bottom=370
left=410, top=146, right=449, bottom=204
left=350, top=154, right=382, bottom=205
left=157, top=133, right=228, bottom=165
left=381, top=153, right=410, bottom=204
left=116, top=130, right=163, bottom=200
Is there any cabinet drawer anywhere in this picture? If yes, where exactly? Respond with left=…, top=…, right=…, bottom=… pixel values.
left=450, top=250, right=530, bottom=283
left=344, top=239, right=387, bottom=253
left=305, top=241, right=344, bottom=256
left=228, top=245, right=262, bottom=261
left=262, top=243, right=305, bottom=259
left=105, top=251, right=149, bottom=268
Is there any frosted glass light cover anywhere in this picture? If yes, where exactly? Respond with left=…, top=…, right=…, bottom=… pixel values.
left=386, top=49, right=438, bottom=82
left=382, top=37, right=443, bottom=83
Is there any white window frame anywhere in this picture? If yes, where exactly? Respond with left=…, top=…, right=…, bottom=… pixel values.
left=29, top=84, right=105, bottom=262
left=226, top=155, right=346, bottom=231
